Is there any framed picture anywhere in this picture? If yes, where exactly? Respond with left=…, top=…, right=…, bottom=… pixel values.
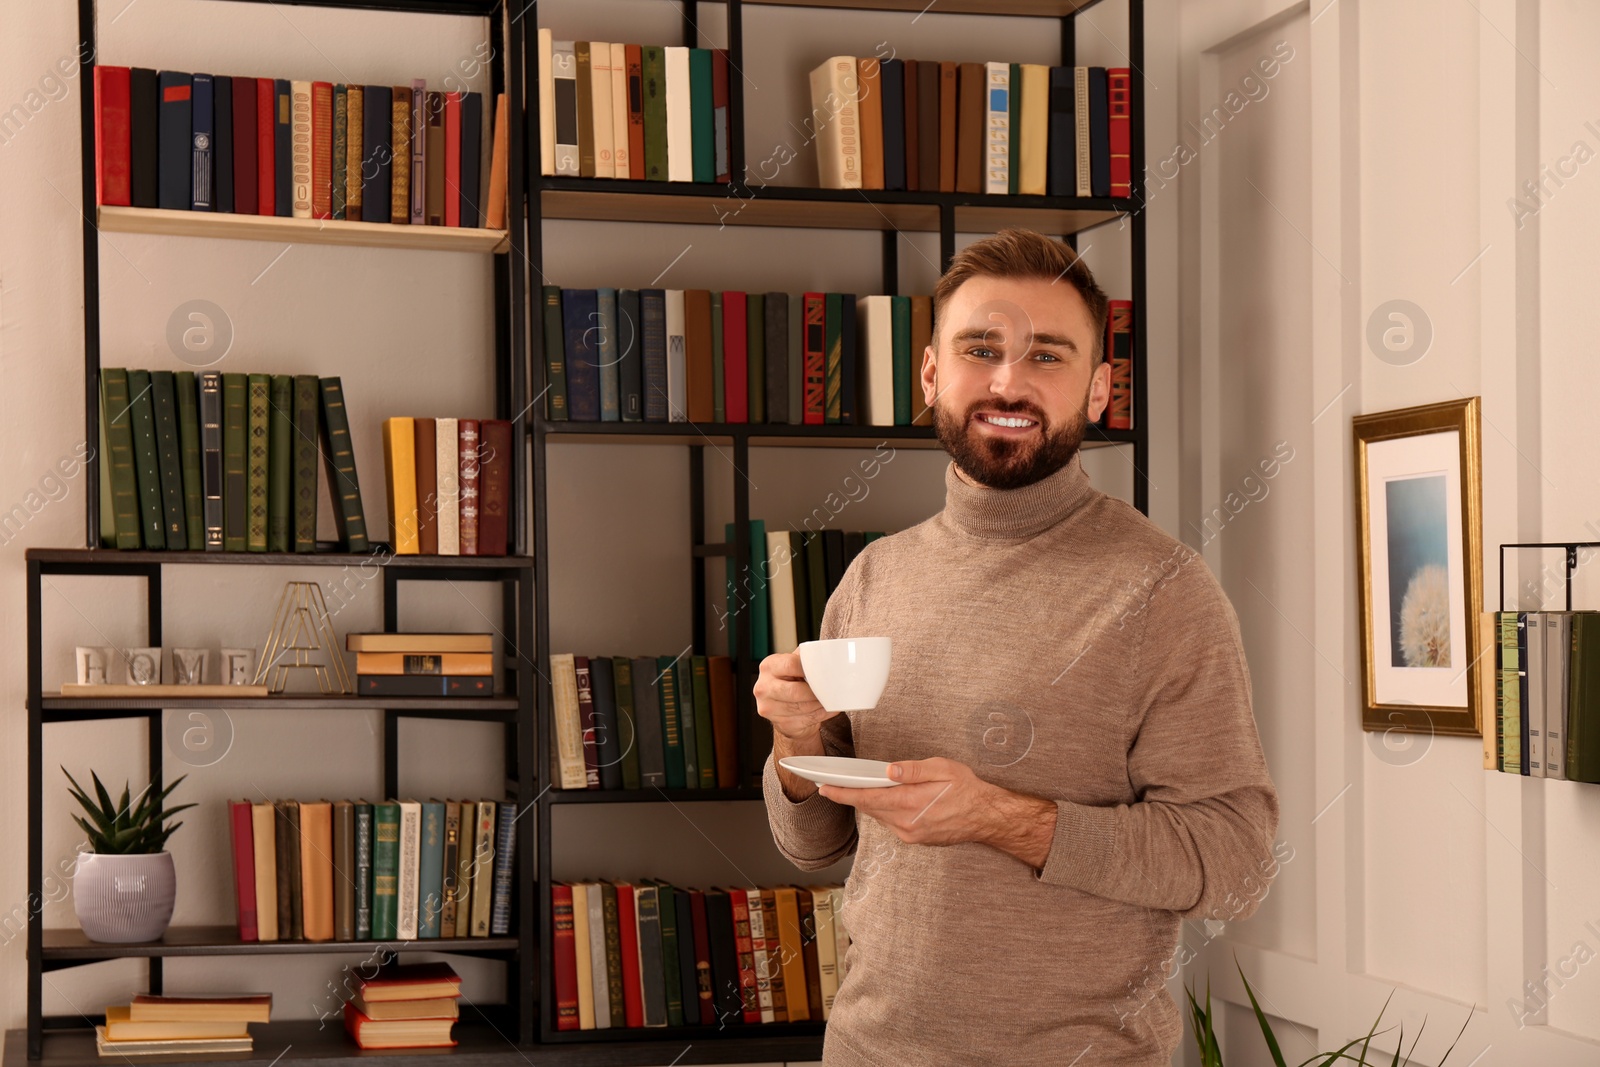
left=1354, top=397, right=1483, bottom=736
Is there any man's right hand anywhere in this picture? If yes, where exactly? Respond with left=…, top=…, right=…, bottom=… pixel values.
left=755, top=652, right=841, bottom=802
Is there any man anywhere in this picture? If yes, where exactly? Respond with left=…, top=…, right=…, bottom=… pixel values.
left=756, top=229, right=1280, bottom=1066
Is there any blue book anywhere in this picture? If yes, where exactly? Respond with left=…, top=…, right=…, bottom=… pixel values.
left=562, top=289, right=601, bottom=421
left=274, top=79, right=292, bottom=216
left=618, top=289, right=643, bottom=422
left=640, top=289, right=668, bottom=422
left=362, top=85, right=392, bottom=223
left=674, top=657, right=698, bottom=789
left=596, top=288, right=620, bottom=422
left=191, top=74, right=213, bottom=210
left=213, top=75, right=232, bottom=213
left=157, top=71, right=192, bottom=210
left=489, top=801, right=517, bottom=936
left=1088, top=67, right=1110, bottom=197
left=417, top=801, right=445, bottom=938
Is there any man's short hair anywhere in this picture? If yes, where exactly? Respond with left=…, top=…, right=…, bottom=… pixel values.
left=932, top=228, right=1111, bottom=363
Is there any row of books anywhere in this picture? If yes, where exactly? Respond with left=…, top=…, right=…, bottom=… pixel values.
left=536, top=32, right=729, bottom=183
left=96, top=994, right=270, bottom=1057
left=97, top=368, right=367, bottom=553
left=553, top=882, right=847, bottom=1031
left=728, top=523, right=889, bottom=661
left=1487, top=610, right=1600, bottom=781
left=225, top=798, right=517, bottom=943
left=543, top=287, right=935, bottom=427
left=94, top=68, right=509, bottom=228
left=379, top=417, right=514, bottom=557
left=349, top=631, right=497, bottom=699
left=343, top=961, right=463, bottom=1050
left=810, top=57, right=1131, bottom=197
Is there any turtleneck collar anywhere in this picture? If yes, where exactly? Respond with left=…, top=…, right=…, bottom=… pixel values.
left=941, top=453, right=1095, bottom=542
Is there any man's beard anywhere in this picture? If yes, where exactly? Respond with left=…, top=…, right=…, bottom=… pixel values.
left=933, top=391, right=1090, bottom=491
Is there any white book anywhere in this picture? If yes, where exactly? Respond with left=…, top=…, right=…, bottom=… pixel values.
left=589, top=41, right=616, bottom=178
left=747, top=887, right=775, bottom=1023
left=291, top=80, right=314, bottom=217
left=664, top=47, right=693, bottom=181
left=856, top=295, right=895, bottom=426
left=610, top=42, right=630, bottom=178
left=1547, top=613, right=1570, bottom=780
left=665, top=289, right=687, bottom=421
left=570, top=883, right=595, bottom=1029
left=808, top=57, right=862, bottom=190
left=1018, top=63, right=1049, bottom=196
left=552, top=41, right=579, bottom=176
left=830, top=886, right=849, bottom=981
left=550, top=654, right=588, bottom=789
left=1074, top=66, right=1092, bottom=196
left=435, top=417, right=460, bottom=555
left=586, top=883, right=610, bottom=1027
left=767, top=531, right=799, bottom=654
left=396, top=800, right=422, bottom=940
left=811, top=887, right=839, bottom=1020
left=1527, top=613, right=1546, bottom=777
left=984, top=61, right=1009, bottom=195
left=538, top=28, right=556, bottom=176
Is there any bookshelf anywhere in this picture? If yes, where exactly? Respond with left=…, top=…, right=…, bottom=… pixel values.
left=527, top=0, right=1149, bottom=1054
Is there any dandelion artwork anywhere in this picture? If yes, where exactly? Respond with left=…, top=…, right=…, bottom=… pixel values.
left=1384, top=474, right=1452, bottom=669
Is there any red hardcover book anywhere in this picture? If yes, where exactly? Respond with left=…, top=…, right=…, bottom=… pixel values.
left=228, top=799, right=258, bottom=942
left=552, top=884, right=580, bottom=1030
left=457, top=419, right=480, bottom=555
left=722, top=291, right=748, bottom=424
left=356, top=960, right=462, bottom=1000
left=729, top=888, right=759, bottom=1023
left=614, top=882, right=643, bottom=1028
left=1106, top=299, right=1134, bottom=430
left=95, top=66, right=131, bottom=206
left=802, top=292, right=826, bottom=425
left=712, top=49, right=729, bottom=183
left=476, top=418, right=510, bottom=556
left=625, top=44, right=645, bottom=180
left=444, top=92, right=462, bottom=226
left=574, top=656, right=599, bottom=788
left=257, top=78, right=275, bottom=215
left=343, top=1002, right=456, bottom=1049
left=689, top=890, right=715, bottom=1024
left=1107, top=68, right=1131, bottom=198
left=311, top=81, right=333, bottom=218
left=232, top=76, right=258, bottom=215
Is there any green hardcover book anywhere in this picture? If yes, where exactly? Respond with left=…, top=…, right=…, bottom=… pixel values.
left=221, top=373, right=247, bottom=551
left=292, top=375, right=319, bottom=552
left=711, top=292, right=725, bottom=424
left=126, top=370, right=166, bottom=549
left=689, top=48, right=714, bottom=183
left=601, top=882, right=626, bottom=1026
left=891, top=295, right=912, bottom=425
left=790, top=528, right=812, bottom=643
left=175, top=371, right=203, bottom=548
left=614, top=658, right=642, bottom=790
left=246, top=374, right=270, bottom=551
left=1499, top=612, right=1521, bottom=774
left=418, top=801, right=445, bottom=938
left=691, top=656, right=716, bottom=789
left=805, top=531, right=828, bottom=643
left=656, top=654, right=686, bottom=788
left=268, top=375, right=292, bottom=552
left=101, top=369, right=142, bottom=548
left=824, top=293, right=843, bottom=424
left=542, top=285, right=568, bottom=421
left=150, top=372, right=188, bottom=548
left=1008, top=62, right=1020, bottom=195
left=675, top=656, right=698, bottom=789
left=371, top=801, right=401, bottom=940
left=331, top=85, right=348, bottom=220
left=747, top=293, right=765, bottom=424
left=98, top=381, right=114, bottom=547
left=1568, top=613, right=1600, bottom=783
left=318, top=377, right=369, bottom=551
left=863, top=530, right=887, bottom=544
left=653, top=879, right=685, bottom=1026
left=750, top=519, right=771, bottom=661
left=642, top=46, right=668, bottom=181
left=724, top=521, right=740, bottom=657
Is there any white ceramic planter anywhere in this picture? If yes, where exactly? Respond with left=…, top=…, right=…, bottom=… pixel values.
left=72, top=851, right=176, bottom=943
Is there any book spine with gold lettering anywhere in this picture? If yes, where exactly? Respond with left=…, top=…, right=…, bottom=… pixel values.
left=291, top=81, right=312, bottom=217
left=317, top=377, right=367, bottom=551
left=370, top=802, right=400, bottom=940
left=246, top=374, right=269, bottom=551
left=390, top=85, right=411, bottom=224
left=292, top=375, right=319, bottom=552
left=268, top=375, right=292, bottom=553
left=312, top=81, right=332, bottom=218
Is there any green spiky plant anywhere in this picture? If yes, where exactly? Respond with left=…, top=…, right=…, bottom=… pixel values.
left=63, top=768, right=194, bottom=854
left=1186, top=956, right=1472, bottom=1067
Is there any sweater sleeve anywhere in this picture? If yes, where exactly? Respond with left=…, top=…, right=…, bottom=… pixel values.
left=1035, top=551, right=1281, bottom=922
left=762, top=558, right=861, bottom=871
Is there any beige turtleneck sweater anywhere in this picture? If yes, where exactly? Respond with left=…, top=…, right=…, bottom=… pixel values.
left=763, top=455, right=1280, bottom=1066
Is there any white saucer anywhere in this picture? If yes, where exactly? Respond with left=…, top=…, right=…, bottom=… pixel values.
left=779, top=756, right=900, bottom=789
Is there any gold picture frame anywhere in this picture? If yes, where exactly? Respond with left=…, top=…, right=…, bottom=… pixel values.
left=1353, top=397, right=1483, bottom=736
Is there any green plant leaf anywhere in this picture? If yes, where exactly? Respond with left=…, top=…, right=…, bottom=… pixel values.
left=1238, top=959, right=1289, bottom=1067
left=90, top=771, right=116, bottom=821
left=1435, top=1004, right=1474, bottom=1064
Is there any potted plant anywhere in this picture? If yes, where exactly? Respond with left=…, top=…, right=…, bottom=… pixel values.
left=64, top=768, right=193, bottom=943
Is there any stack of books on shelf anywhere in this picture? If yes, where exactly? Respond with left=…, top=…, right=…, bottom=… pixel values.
left=536, top=32, right=729, bottom=182
left=552, top=882, right=847, bottom=1031
left=1485, top=610, right=1600, bottom=782
left=348, top=632, right=495, bottom=698
left=97, top=994, right=270, bottom=1057
left=97, top=369, right=366, bottom=553
left=344, top=962, right=462, bottom=1050
left=381, top=417, right=512, bottom=556
left=809, top=56, right=1131, bottom=197
left=94, top=67, right=509, bottom=228
left=226, top=796, right=516, bottom=943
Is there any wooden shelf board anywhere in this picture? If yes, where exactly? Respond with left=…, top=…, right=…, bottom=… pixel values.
left=25, top=548, right=533, bottom=570
left=40, top=926, right=516, bottom=960
left=40, top=694, right=518, bottom=713
left=548, top=786, right=765, bottom=804
left=97, top=207, right=510, bottom=254
left=743, top=0, right=1098, bottom=14
left=537, top=421, right=1134, bottom=450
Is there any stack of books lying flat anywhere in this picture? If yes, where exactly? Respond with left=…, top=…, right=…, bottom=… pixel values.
left=343, top=961, right=462, bottom=1049
left=96, top=993, right=271, bottom=1056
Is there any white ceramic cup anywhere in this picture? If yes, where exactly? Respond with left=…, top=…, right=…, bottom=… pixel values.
left=797, top=637, right=891, bottom=712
